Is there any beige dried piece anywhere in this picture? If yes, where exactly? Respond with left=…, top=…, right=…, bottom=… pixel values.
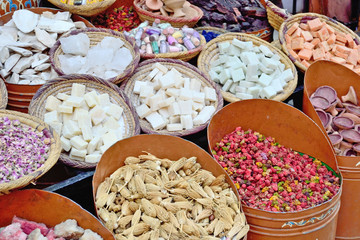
left=189, top=181, right=209, bottom=198
left=114, top=234, right=127, bottom=240
left=124, top=156, right=141, bottom=165
left=121, top=201, right=133, bottom=216
left=154, top=204, right=170, bottom=222
left=117, top=215, right=133, bottom=229
left=150, top=229, right=160, bottom=240
left=205, top=218, right=218, bottom=234
left=186, top=187, right=202, bottom=199
left=128, top=202, right=139, bottom=212
left=131, top=209, right=142, bottom=226
left=134, top=175, right=147, bottom=196
left=183, top=156, right=197, bottom=170
left=173, top=195, right=187, bottom=202
left=168, top=157, right=187, bottom=173
left=141, top=198, right=157, bottom=217
left=235, top=224, right=250, bottom=240
left=210, top=174, right=226, bottom=186
left=127, top=177, right=137, bottom=193
left=138, top=231, right=151, bottom=240
left=141, top=214, right=161, bottom=229
left=195, top=209, right=213, bottom=222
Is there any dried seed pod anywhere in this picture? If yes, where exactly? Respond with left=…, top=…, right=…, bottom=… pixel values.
left=203, top=236, right=219, bottom=240
left=162, top=222, right=176, bottom=234
left=195, top=208, right=213, bottom=222
left=210, top=174, right=226, bottom=186
left=160, top=169, right=170, bottom=183
left=124, top=167, right=134, bottom=184
left=98, top=208, right=110, bottom=222
left=141, top=198, right=157, bottom=217
left=138, top=231, right=151, bottom=240
left=110, top=167, right=126, bottom=180
left=124, top=156, right=141, bottom=165
left=192, top=202, right=203, bottom=220
left=196, top=224, right=208, bottom=236
left=117, top=215, right=133, bottom=229
left=169, top=212, right=180, bottom=229
left=141, top=160, right=161, bottom=171
left=186, top=187, right=202, bottom=199
left=149, top=196, right=162, bottom=205
left=128, top=177, right=137, bottom=193
left=170, top=188, right=187, bottom=196
left=110, top=204, right=121, bottom=212
left=206, top=218, right=218, bottom=234
left=182, top=224, right=195, bottom=236
left=134, top=175, right=147, bottom=196
left=159, top=227, right=169, bottom=239
left=215, top=207, right=234, bottom=225
left=128, top=202, right=139, bottom=212
left=189, top=181, right=209, bottom=198
left=141, top=214, right=161, bottom=229
left=164, top=179, right=183, bottom=189
left=209, top=185, right=223, bottom=193
left=235, top=224, right=250, bottom=240
left=146, top=191, right=169, bottom=199
left=183, top=156, right=197, bottom=170
left=203, top=186, right=215, bottom=199
left=144, top=174, right=157, bottom=184
left=214, top=219, right=225, bottom=237
left=168, top=171, right=178, bottom=181
left=161, top=202, right=179, bottom=213
left=185, top=169, right=193, bottom=175
left=190, top=163, right=201, bottom=173
left=133, top=223, right=151, bottom=236
left=121, top=201, right=133, bottom=216
left=131, top=209, right=142, bottom=226
left=173, top=195, right=188, bottom=202
left=95, top=193, right=108, bottom=209
left=176, top=210, right=187, bottom=225
left=106, top=192, right=116, bottom=208
left=145, top=183, right=162, bottom=192
left=154, top=204, right=170, bottom=222
left=115, top=234, right=128, bottom=240
left=168, top=157, right=187, bottom=173
left=176, top=180, right=189, bottom=189
left=105, top=211, right=118, bottom=231
left=139, top=152, right=159, bottom=161
left=178, top=170, right=186, bottom=177
left=150, top=229, right=160, bottom=240
left=195, top=198, right=213, bottom=207
left=227, top=221, right=243, bottom=239
left=160, top=159, right=173, bottom=168
left=173, top=201, right=193, bottom=210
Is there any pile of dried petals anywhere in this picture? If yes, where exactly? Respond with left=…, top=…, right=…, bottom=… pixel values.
left=0, top=117, right=51, bottom=183
left=212, top=127, right=340, bottom=212
left=92, top=6, right=141, bottom=32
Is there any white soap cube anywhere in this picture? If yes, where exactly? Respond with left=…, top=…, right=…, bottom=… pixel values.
left=148, top=68, right=160, bottom=80
left=259, top=64, right=273, bottom=75
left=160, top=72, right=176, bottom=88
left=96, top=93, right=110, bottom=107
left=218, top=41, right=231, bottom=54
left=211, top=66, right=223, bottom=74
left=179, top=100, right=193, bottom=115
left=104, top=116, right=120, bottom=130
left=69, top=153, right=85, bottom=161
left=262, top=57, right=279, bottom=69
left=70, top=147, right=87, bottom=158
left=70, top=135, right=88, bottom=150
left=192, top=110, right=198, bottom=119
left=190, top=78, right=202, bottom=92
left=209, top=69, right=220, bottom=83
left=49, top=121, right=62, bottom=136
left=229, top=83, right=237, bottom=94
left=181, top=115, right=193, bottom=130
left=232, top=38, right=246, bottom=49
left=245, top=64, right=258, bottom=81
left=66, top=120, right=81, bottom=136
left=270, top=78, right=284, bottom=93
left=179, top=88, right=193, bottom=100
left=106, top=103, right=123, bottom=120
left=169, top=115, right=180, bottom=124
left=278, top=63, right=285, bottom=72
left=193, top=106, right=215, bottom=125
left=259, top=45, right=274, bottom=57
left=87, top=136, right=101, bottom=154
left=134, top=81, right=147, bottom=94
left=62, top=113, right=73, bottom=123
left=241, top=52, right=259, bottom=65
left=65, top=96, right=84, bottom=108
left=154, top=62, right=168, bottom=74
left=90, top=106, right=106, bottom=125
left=235, top=86, right=247, bottom=93
left=57, top=92, right=70, bottom=101
left=258, top=73, right=272, bottom=87
left=239, top=81, right=255, bottom=88
left=231, top=68, right=245, bottom=82
left=247, top=75, right=259, bottom=83
left=145, top=112, right=167, bottom=130
left=150, top=77, right=161, bottom=91
left=192, top=91, right=205, bottom=103
left=183, top=78, right=190, bottom=89
left=83, top=91, right=98, bottom=108
left=222, top=80, right=233, bottom=92
left=139, top=85, right=154, bottom=98
left=148, top=94, right=164, bottom=111
left=271, top=54, right=281, bottom=62
left=280, top=69, right=293, bottom=82
left=72, top=108, right=87, bottom=122
left=92, top=124, right=107, bottom=137
left=165, top=88, right=180, bottom=97
left=247, top=86, right=262, bottom=98
left=85, top=154, right=101, bottom=163
left=158, top=96, right=175, bottom=108
left=219, top=69, right=231, bottom=84
left=45, top=95, right=61, bottom=112
left=192, top=102, right=203, bottom=111
left=153, top=71, right=164, bottom=82
left=44, top=111, right=59, bottom=124
left=62, top=125, right=73, bottom=139
left=58, top=104, right=73, bottom=114
left=81, top=125, right=93, bottom=142
left=102, top=131, right=119, bottom=147
left=60, top=136, right=71, bottom=152
left=204, top=87, right=217, bottom=102
left=261, top=86, right=277, bottom=99
left=235, top=92, right=254, bottom=100
left=158, top=108, right=170, bottom=119
left=71, top=83, right=86, bottom=97
left=136, top=104, right=151, bottom=118
left=166, top=123, right=182, bottom=131
left=168, top=102, right=181, bottom=116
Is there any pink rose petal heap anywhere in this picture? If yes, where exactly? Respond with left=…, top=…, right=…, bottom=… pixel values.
left=212, top=127, right=340, bottom=212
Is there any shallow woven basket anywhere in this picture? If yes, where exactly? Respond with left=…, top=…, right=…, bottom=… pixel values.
left=28, top=74, right=141, bottom=169
left=271, top=39, right=281, bottom=50
left=0, top=79, right=7, bottom=109
left=47, top=0, right=115, bottom=17
left=122, top=58, right=223, bottom=137
left=141, top=34, right=206, bottom=61
left=49, top=28, right=140, bottom=85
left=133, top=0, right=203, bottom=28
left=266, top=0, right=291, bottom=31
left=197, top=32, right=298, bottom=103
left=0, top=110, right=61, bottom=194
left=195, top=26, right=228, bottom=35
left=279, top=13, right=360, bottom=73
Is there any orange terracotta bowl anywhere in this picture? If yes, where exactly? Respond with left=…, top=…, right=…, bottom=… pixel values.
left=0, top=0, right=38, bottom=16
left=207, top=99, right=342, bottom=240
left=0, top=189, right=115, bottom=240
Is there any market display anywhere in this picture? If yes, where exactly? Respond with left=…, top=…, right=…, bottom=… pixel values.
left=126, top=20, right=202, bottom=55
left=0, top=116, right=51, bottom=183
left=95, top=152, right=249, bottom=239
left=135, top=0, right=201, bottom=18
left=311, top=85, right=360, bottom=156
left=284, top=17, right=360, bottom=73
left=0, top=9, right=87, bottom=85
left=56, top=34, right=133, bottom=80
left=92, top=6, right=141, bottom=32
left=0, top=216, right=103, bottom=239
left=212, top=126, right=340, bottom=212
left=133, top=62, right=217, bottom=131
left=43, top=83, right=124, bottom=163
left=188, top=0, right=269, bottom=32
left=209, top=38, right=294, bottom=99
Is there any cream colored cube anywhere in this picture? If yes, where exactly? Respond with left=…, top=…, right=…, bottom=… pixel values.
left=154, top=62, right=168, bottom=74
left=96, top=93, right=110, bottom=107
left=69, top=152, right=85, bottom=161
left=62, top=113, right=73, bottom=123
left=145, top=112, right=166, bottom=130
left=92, top=124, right=108, bottom=137
left=85, top=154, right=101, bottom=163
left=73, top=108, right=88, bottom=122
left=90, top=106, right=106, bottom=125
left=181, top=115, right=193, bottom=130
left=60, top=136, right=71, bottom=152
left=64, top=96, right=84, bottom=108
left=44, top=111, right=59, bottom=124
left=58, top=104, right=73, bottom=114
left=83, top=90, right=98, bottom=108
left=102, top=132, right=118, bottom=148
left=49, top=121, right=63, bottom=136
left=70, top=147, right=87, bottom=158
left=62, top=125, right=73, bottom=139
left=70, top=135, right=88, bottom=150
left=45, top=95, right=61, bottom=112
left=166, top=123, right=182, bottom=131
left=104, top=116, right=120, bottom=130
left=87, top=136, right=101, bottom=154
left=106, top=103, right=123, bottom=120
left=65, top=120, right=81, bottom=136
left=71, top=83, right=86, bottom=97
left=81, top=125, right=93, bottom=142
left=56, top=92, right=70, bottom=101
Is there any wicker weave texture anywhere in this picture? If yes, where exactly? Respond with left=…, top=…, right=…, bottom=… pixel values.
left=197, top=32, right=298, bottom=103
left=0, top=79, right=7, bottom=110
left=279, top=13, right=360, bottom=72
left=266, top=1, right=291, bottom=31
left=47, top=0, right=115, bottom=17
left=28, top=74, right=140, bottom=169
left=49, top=28, right=140, bottom=85
left=122, top=58, right=223, bottom=137
left=0, top=110, right=61, bottom=194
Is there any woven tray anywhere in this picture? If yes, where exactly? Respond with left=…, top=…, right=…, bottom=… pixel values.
left=0, top=110, right=61, bottom=194
left=49, top=28, right=140, bottom=85
left=133, top=0, right=203, bottom=28
left=0, top=79, right=8, bottom=110
left=47, top=0, right=115, bottom=17
left=279, top=13, right=360, bottom=73
left=266, top=1, right=291, bottom=31
left=122, top=58, right=223, bottom=137
left=28, top=74, right=140, bottom=169
left=197, top=32, right=298, bottom=103
left=195, top=26, right=228, bottom=35
left=141, top=34, right=206, bottom=62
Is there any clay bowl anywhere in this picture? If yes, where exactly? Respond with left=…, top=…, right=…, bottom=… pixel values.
left=207, top=99, right=341, bottom=240
left=0, top=0, right=38, bottom=16
left=0, top=189, right=114, bottom=239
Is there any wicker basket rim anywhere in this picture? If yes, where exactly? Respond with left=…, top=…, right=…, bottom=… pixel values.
left=121, top=58, right=224, bottom=136
left=0, top=79, right=8, bottom=110
left=197, top=32, right=298, bottom=103
left=0, top=110, right=61, bottom=194
left=47, top=0, right=116, bottom=16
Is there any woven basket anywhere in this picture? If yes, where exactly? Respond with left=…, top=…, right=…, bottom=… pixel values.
left=279, top=13, right=360, bottom=73
left=141, top=34, right=206, bottom=61
left=28, top=74, right=140, bottom=169
left=49, top=28, right=140, bottom=85
left=0, top=110, right=61, bottom=194
left=47, top=0, right=115, bottom=17
left=197, top=32, right=298, bottom=103
left=266, top=1, right=291, bottom=31
left=0, top=79, right=7, bottom=110
left=133, top=0, right=203, bottom=28
left=195, top=26, right=228, bottom=35
left=271, top=39, right=281, bottom=50
left=122, top=58, right=223, bottom=137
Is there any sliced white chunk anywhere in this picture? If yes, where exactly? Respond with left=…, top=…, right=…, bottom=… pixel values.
left=44, top=110, right=59, bottom=124
left=64, top=96, right=84, bottom=108
left=58, top=104, right=73, bottom=114
left=106, top=103, right=123, bottom=120
left=133, top=81, right=147, bottom=94
left=49, top=121, right=63, bottom=136
left=259, top=45, right=274, bottom=57
left=104, top=116, right=120, bottom=130
left=136, top=104, right=151, bottom=119
left=145, top=112, right=166, bottom=130
left=190, top=78, right=202, bottom=92
left=179, top=88, right=193, bottom=101
left=222, top=80, right=233, bottom=92
left=70, top=135, right=88, bottom=150
left=87, top=136, right=101, bottom=154
left=258, top=73, right=272, bottom=87
left=90, top=106, right=106, bottom=125
left=70, top=147, right=87, bottom=158
left=57, top=92, right=70, bottom=101
left=192, top=91, right=205, bottom=103
left=60, top=136, right=71, bottom=152
left=235, top=92, right=253, bottom=100
left=178, top=100, right=192, bottom=115
left=96, top=93, right=110, bottom=107
left=71, top=83, right=86, bottom=97
left=193, top=106, right=215, bottom=125
left=204, top=87, right=217, bottom=102
left=181, top=115, right=193, bottom=130
left=159, top=71, right=175, bottom=88
left=168, top=102, right=181, bottom=116
left=261, top=86, right=277, bottom=99
left=166, top=123, right=182, bottom=131
left=165, top=88, right=180, bottom=97
left=85, top=153, right=101, bottom=163
left=158, top=108, right=170, bottom=119
left=231, top=68, right=245, bottom=82
left=154, top=62, right=168, bottom=74
left=102, top=132, right=119, bottom=149
left=139, top=85, right=154, bottom=98
left=45, top=95, right=61, bottom=112
left=147, top=68, right=160, bottom=80
left=83, top=90, right=98, bottom=108
left=158, top=96, right=175, bottom=108
left=169, top=116, right=180, bottom=124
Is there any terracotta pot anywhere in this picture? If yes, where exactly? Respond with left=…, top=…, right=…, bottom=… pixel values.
left=208, top=99, right=341, bottom=240
left=0, top=8, right=94, bottom=113
left=303, top=60, right=360, bottom=239
left=92, top=134, right=247, bottom=238
left=0, top=189, right=115, bottom=239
